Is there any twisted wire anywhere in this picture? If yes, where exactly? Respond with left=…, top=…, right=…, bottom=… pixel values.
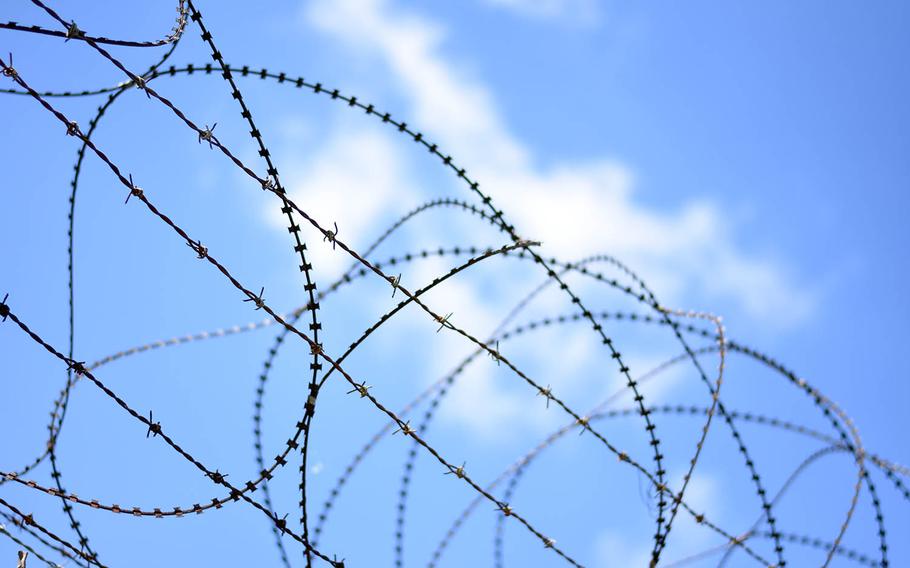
left=1, top=4, right=905, bottom=566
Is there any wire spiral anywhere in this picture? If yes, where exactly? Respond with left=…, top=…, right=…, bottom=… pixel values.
left=0, top=1, right=906, bottom=566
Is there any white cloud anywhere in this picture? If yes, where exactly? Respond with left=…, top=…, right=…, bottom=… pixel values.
left=291, top=0, right=817, bottom=438
left=305, top=0, right=529, bottom=173
left=267, top=125, right=418, bottom=276
left=301, top=0, right=815, bottom=325
left=594, top=471, right=719, bottom=566
left=437, top=362, right=527, bottom=442
left=483, top=163, right=817, bottom=326
left=410, top=256, right=529, bottom=441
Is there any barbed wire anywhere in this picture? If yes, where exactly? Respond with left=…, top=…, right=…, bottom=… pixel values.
left=1, top=2, right=906, bottom=567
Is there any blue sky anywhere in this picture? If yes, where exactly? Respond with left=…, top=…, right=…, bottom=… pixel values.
left=1, top=0, right=908, bottom=566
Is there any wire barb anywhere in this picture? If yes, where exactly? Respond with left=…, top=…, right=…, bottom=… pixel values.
left=243, top=287, right=266, bottom=310
left=124, top=174, right=143, bottom=204
left=346, top=381, right=372, bottom=398
left=393, top=421, right=415, bottom=437
left=209, top=470, right=228, bottom=484
left=488, top=340, right=502, bottom=365
left=186, top=239, right=207, bottom=259
left=444, top=462, right=467, bottom=479
left=64, top=21, right=84, bottom=42
left=389, top=273, right=401, bottom=297
left=323, top=222, right=338, bottom=249
left=435, top=312, right=454, bottom=333
left=576, top=415, right=589, bottom=435
left=198, top=123, right=217, bottom=148
left=1, top=53, right=17, bottom=79
left=66, top=360, right=87, bottom=376
left=145, top=410, right=161, bottom=438
left=131, top=74, right=152, bottom=98
left=537, top=384, right=552, bottom=408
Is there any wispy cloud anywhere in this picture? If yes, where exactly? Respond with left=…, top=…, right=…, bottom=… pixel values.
left=301, top=0, right=815, bottom=327
left=282, top=0, right=817, bottom=437
left=594, top=471, right=720, bottom=566
left=267, top=125, right=419, bottom=275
